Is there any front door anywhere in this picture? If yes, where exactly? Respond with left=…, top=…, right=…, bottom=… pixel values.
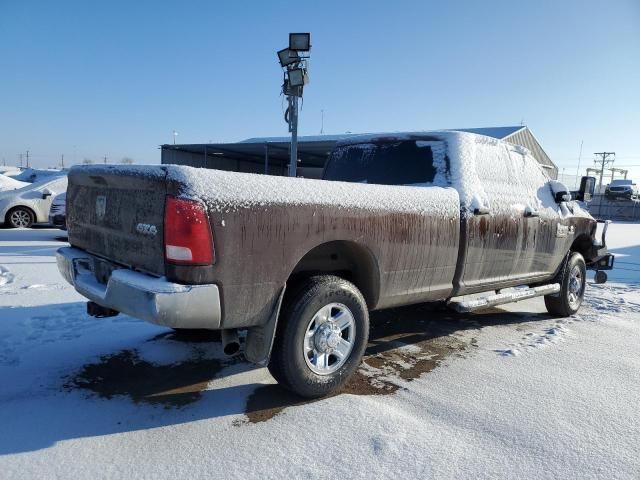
left=457, top=141, right=550, bottom=293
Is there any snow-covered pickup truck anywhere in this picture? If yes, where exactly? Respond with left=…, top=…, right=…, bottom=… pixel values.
left=56, top=131, right=614, bottom=398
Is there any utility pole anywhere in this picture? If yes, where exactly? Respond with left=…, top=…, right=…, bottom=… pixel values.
left=103, top=155, right=108, bottom=164
left=593, top=152, right=615, bottom=193
left=26, top=150, right=30, bottom=168
left=320, top=109, right=324, bottom=134
left=19, top=153, right=23, bottom=167
left=61, top=154, right=64, bottom=168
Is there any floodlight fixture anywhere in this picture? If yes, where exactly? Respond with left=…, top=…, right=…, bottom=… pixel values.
left=287, top=68, right=308, bottom=87
left=277, top=48, right=299, bottom=67
left=289, top=33, right=311, bottom=51
left=283, top=80, right=302, bottom=97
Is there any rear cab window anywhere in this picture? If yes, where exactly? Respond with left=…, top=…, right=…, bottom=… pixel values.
left=323, top=140, right=450, bottom=186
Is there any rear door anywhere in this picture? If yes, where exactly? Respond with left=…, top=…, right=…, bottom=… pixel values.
left=66, top=167, right=169, bottom=276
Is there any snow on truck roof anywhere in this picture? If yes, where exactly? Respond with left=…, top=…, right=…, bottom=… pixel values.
left=78, top=131, right=553, bottom=217
left=162, top=126, right=558, bottom=177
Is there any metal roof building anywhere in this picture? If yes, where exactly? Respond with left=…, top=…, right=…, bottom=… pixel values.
left=160, top=126, right=558, bottom=179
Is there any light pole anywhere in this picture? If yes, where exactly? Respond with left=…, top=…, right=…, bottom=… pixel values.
left=277, top=33, right=311, bottom=177
left=172, top=130, right=179, bottom=145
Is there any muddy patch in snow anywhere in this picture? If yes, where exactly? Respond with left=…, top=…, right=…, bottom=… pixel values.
left=65, top=349, right=225, bottom=408
left=65, top=304, right=540, bottom=420
left=241, top=305, right=501, bottom=424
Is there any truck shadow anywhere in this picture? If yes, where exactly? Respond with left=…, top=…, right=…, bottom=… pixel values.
left=0, top=301, right=551, bottom=455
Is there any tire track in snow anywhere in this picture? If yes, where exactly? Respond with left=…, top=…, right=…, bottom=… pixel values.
left=493, top=283, right=639, bottom=358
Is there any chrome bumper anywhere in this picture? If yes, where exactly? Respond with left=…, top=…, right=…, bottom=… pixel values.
left=56, top=247, right=221, bottom=329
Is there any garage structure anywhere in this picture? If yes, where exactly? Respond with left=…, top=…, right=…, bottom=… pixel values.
left=160, top=126, right=558, bottom=179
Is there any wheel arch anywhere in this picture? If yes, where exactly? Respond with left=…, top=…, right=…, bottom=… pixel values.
left=287, top=240, right=380, bottom=309
left=5, top=204, right=37, bottom=226
left=570, top=233, right=593, bottom=261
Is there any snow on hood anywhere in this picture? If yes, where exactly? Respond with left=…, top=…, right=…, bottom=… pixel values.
left=0, top=174, right=29, bottom=192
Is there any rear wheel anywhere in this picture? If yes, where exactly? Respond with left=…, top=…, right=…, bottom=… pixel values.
left=544, top=252, right=586, bottom=317
left=269, top=275, right=369, bottom=399
left=7, top=207, right=34, bottom=228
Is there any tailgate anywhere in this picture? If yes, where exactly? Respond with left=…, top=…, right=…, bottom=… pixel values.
left=66, top=166, right=169, bottom=276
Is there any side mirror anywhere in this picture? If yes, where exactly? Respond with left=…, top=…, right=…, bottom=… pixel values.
left=554, top=191, right=571, bottom=203
left=575, top=176, right=596, bottom=202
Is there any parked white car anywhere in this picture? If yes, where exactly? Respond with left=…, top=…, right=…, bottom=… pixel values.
left=0, top=176, right=68, bottom=228
left=0, top=174, right=29, bottom=192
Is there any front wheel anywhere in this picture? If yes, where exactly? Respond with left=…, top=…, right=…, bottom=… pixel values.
left=268, top=275, right=369, bottom=399
left=7, top=207, right=34, bottom=228
left=544, top=252, right=586, bottom=317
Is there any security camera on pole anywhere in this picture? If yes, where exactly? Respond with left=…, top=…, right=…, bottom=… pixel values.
left=277, top=33, right=311, bottom=177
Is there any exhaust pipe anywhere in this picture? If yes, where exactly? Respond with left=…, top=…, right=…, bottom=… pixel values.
left=221, top=329, right=240, bottom=356
left=87, top=301, right=119, bottom=318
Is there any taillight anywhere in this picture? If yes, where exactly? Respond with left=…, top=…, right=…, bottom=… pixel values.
left=164, top=196, right=214, bottom=265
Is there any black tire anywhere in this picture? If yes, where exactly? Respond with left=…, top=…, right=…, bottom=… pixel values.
left=544, top=252, right=587, bottom=317
left=268, top=275, right=369, bottom=399
left=7, top=207, right=34, bottom=228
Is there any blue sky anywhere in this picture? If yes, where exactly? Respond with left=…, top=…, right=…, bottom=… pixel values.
left=1, top=0, right=639, bottom=180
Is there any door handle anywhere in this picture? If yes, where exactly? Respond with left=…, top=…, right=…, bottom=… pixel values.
left=474, top=207, right=490, bottom=216
left=524, top=210, right=540, bottom=218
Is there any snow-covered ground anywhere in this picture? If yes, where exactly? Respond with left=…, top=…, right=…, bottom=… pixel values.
left=0, top=224, right=638, bottom=479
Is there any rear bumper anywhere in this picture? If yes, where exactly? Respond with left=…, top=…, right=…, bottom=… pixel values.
left=56, top=247, right=222, bottom=329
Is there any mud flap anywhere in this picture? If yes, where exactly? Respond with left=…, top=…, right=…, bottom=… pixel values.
left=244, top=285, right=286, bottom=366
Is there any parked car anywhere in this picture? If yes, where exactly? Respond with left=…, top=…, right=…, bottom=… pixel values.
left=605, top=179, right=638, bottom=200
left=48, top=192, right=67, bottom=230
left=56, top=131, right=613, bottom=398
left=5, top=167, right=66, bottom=184
left=0, top=176, right=68, bottom=228
left=0, top=173, right=29, bottom=192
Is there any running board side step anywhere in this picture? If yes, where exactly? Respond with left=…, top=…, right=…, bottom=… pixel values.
left=448, top=284, right=561, bottom=313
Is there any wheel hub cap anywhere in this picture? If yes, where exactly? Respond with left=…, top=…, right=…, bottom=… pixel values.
left=314, top=322, right=342, bottom=353
left=303, top=303, right=356, bottom=375
left=568, top=266, right=583, bottom=308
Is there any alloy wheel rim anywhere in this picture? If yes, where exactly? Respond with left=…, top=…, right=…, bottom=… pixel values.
left=303, top=303, right=356, bottom=375
left=11, top=210, right=30, bottom=228
left=568, top=265, right=584, bottom=309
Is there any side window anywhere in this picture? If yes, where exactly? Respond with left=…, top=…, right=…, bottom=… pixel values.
left=508, top=147, right=555, bottom=208
left=472, top=141, right=551, bottom=212
left=324, top=140, right=450, bottom=186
